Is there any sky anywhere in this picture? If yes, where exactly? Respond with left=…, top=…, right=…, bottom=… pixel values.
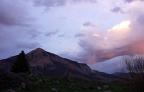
left=1, top=0, right=144, bottom=73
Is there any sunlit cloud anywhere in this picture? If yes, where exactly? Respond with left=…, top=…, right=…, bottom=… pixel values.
left=77, top=17, right=144, bottom=64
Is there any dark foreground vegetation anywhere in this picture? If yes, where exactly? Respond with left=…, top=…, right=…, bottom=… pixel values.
left=0, top=73, right=127, bottom=92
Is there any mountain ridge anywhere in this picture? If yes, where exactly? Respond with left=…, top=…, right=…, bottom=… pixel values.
left=0, top=48, right=92, bottom=79
left=0, top=48, right=115, bottom=81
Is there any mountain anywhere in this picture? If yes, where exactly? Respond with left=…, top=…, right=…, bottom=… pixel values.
left=90, top=56, right=125, bottom=73
left=0, top=48, right=92, bottom=79
left=0, top=48, right=116, bottom=81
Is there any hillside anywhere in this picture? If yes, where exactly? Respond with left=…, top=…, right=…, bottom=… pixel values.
left=0, top=48, right=115, bottom=81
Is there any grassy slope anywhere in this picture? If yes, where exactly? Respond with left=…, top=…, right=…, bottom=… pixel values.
left=12, top=75, right=127, bottom=92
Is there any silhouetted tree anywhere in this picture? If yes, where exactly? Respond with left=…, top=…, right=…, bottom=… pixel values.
left=11, top=51, right=30, bottom=73
left=124, top=56, right=144, bottom=92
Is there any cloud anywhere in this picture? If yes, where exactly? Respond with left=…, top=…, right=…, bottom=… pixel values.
left=45, top=30, right=59, bottom=37
left=124, top=0, right=134, bottom=3
left=0, top=27, right=41, bottom=58
left=77, top=0, right=144, bottom=64
left=83, top=22, right=96, bottom=27
left=32, top=0, right=97, bottom=7
left=0, top=0, right=34, bottom=26
left=125, top=0, right=144, bottom=3
left=75, top=33, right=85, bottom=38
left=16, top=42, right=40, bottom=49
left=58, top=34, right=65, bottom=37
left=0, top=0, right=43, bottom=58
left=73, top=0, right=144, bottom=72
left=32, top=0, right=66, bottom=7
left=111, top=7, right=123, bottom=13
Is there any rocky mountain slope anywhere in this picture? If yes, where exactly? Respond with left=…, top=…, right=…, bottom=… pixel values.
left=0, top=48, right=115, bottom=80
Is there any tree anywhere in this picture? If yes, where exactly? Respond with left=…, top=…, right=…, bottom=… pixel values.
left=11, top=51, right=30, bottom=73
left=124, top=56, right=144, bottom=92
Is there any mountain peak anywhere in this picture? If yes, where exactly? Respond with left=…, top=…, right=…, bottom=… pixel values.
left=27, top=48, right=48, bottom=57
left=35, top=48, right=45, bottom=52
left=30, top=48, right=46, bottom=53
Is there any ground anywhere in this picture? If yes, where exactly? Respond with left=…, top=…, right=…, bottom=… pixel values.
left=1, top=75, right=127, bottom=92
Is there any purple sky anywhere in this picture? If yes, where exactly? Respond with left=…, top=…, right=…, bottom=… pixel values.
left=1, top=0, right=144, bottom=73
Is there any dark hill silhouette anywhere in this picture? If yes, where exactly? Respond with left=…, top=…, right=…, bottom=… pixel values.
left=0, top=48, right=115, bottom=81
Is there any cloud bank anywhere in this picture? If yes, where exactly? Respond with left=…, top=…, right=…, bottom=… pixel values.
left=77, top=0, right=144, bottom=64
left=0, top=0, right=97, bottom=59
